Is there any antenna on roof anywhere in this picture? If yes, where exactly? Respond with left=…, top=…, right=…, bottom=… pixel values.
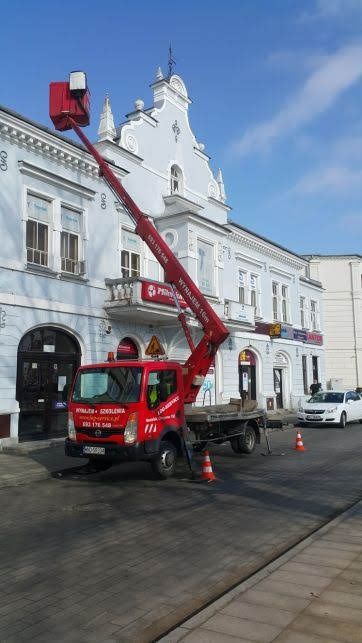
left=168, top=43, right=176, bottom=78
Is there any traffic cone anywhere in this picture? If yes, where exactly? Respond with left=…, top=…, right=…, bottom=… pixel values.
left=200, top=450, right=216, bottom=482
left=294, top=431, right=306, bottom=452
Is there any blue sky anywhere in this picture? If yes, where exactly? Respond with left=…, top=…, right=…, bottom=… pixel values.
left=1, top=0, right=362, bottom=254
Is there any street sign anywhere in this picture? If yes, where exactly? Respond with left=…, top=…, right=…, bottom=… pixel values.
left=145, top=335, right=166, bottom=357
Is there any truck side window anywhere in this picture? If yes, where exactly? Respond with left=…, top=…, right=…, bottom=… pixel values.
left=146, top=370, right=177, bottom=409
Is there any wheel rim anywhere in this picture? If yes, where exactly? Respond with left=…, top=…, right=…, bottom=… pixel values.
left=161, top=449, right=174, bottom=470
left=245, top=429, right=255, bottom=449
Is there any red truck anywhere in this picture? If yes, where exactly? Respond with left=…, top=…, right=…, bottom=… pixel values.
left=49, top=72, right=268, bottom=478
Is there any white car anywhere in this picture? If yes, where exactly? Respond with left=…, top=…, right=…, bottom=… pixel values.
left=298, top=390, right=362, bottom=428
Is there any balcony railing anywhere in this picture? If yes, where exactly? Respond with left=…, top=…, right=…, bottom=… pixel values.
left=105, top=278, right=255, bottom=328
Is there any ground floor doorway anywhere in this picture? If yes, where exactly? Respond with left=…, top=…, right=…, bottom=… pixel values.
left=273, top=368, right=283, bottom=409
left=238, top=349, right=257, bottom=401
left=17, top=327, right=81, bottom=441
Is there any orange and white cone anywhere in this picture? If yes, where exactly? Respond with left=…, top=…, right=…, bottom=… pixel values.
left=294, top=431, right=306, bottom=452
left=200, top=450, right=216, bottom=482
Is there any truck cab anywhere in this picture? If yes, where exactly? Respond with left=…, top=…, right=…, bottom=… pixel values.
left=66, top=360, right=185, bottom=478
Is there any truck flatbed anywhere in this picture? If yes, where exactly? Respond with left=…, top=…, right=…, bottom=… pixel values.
left=185, top=403, right=266, bottom=424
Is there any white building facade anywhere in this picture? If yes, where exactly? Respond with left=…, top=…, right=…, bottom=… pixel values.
left=0, top=69, right=324, bottom=445
left=307, top=255, right=362, bottom=390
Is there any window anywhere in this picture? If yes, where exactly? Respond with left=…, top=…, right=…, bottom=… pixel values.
left=310, top=300, right=318, bottom=330
left=26, top=220, right=48, bottom=266
left=238, top=271, right=246, bottom=304
left=26, top=193, right=50, bottom=266
left=146, top=370, right=177, bottom=410
left=250, top=274, right=259, bottom=315
left=272, top=282, right=279, bottom=321
left=302, top=355, right=308, bottom=395
left=300, top=296, right=307, bottom=328
left=170, top=165, right=183, bottom=194
left=281, top=285, right=289, bottom=322
left=121, top=250, right=140, bottom=278
left=121, top=229, right=142, bottom=278
left=60, top=206, right=83, bottom=274
left=197, top=239, right=214, bottom=295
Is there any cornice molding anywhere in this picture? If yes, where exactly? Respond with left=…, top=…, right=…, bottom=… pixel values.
left=18, top=161, right=96, bottom=199
left=0, top=110, right=126, bottom=181
left=229, top=231, right=305, bottom=270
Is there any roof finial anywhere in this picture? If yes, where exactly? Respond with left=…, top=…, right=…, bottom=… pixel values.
left=216, top=168, right=226, bottom=202
left=97, top=94, right=116, bottom=142
left=168, top=42, right=176, bottom=78
left=156, top=66, right=164, bottom=81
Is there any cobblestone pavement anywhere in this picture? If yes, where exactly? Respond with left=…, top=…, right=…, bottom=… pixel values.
left=0, top=424, right=361, bottom=642
left=161, top=501, right=362, bottom=643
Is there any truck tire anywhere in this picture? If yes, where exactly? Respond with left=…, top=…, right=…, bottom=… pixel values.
left=151, top=440, right=177, bottom=479
left=230, top=424, right=256, bottom=455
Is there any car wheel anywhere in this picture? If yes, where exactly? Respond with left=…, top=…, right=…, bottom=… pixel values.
left=339, top=411, right=347, bottom=429
left=359, top=419, right=362, bottom=424
left=151, top=440, right=177, bottom=479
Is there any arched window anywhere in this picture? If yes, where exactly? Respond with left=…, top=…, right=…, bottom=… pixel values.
left=170, top=165, right=183, bottom=195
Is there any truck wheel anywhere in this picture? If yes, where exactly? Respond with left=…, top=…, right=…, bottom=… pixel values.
left=151, top=441, right=177, bottom=479
left=87, top=458, right=112, bottom=472
left=242, top=425, right=257, bottom=453
left=230, top=425, right=256, bottom=455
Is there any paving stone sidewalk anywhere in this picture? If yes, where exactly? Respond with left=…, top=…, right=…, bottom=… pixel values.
left=161, top=501, right=362, bottom=643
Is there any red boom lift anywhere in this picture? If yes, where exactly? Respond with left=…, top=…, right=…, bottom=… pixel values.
left=49, top=72, right=266, bottom=478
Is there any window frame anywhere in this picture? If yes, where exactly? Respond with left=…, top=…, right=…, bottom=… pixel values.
left=170, top=165, right=183, bottom=195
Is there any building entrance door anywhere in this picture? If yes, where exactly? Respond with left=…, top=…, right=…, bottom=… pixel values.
left=17, top=327, right=80, bottom=441
left=273, top=368, right=283, bottom=409
left=238, top=350, right=257, bottom=401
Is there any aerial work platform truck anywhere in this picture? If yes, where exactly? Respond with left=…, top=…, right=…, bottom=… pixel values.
left=49, top=72, right=268, bottom=478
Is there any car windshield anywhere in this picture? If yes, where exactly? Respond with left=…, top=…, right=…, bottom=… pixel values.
left=72, top=367, right=143, bottom=404
left=308, top=392, right=344, bottom=404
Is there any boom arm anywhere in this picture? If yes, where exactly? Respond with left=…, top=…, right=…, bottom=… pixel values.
left=49, top=78, right=228, bottom=403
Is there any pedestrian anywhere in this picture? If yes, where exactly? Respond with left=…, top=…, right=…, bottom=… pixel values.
left=310, top=378, right=321, bottom=397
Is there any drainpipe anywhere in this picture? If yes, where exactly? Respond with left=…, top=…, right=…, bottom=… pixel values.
left=349, top=261, right=361, bottom=387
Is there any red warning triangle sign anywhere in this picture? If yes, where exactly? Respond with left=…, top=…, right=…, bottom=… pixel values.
left=145, top=335, right=166, bottom=356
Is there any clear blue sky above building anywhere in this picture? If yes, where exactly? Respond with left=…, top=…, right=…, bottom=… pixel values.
left=1, top=0, right=362, bottom=254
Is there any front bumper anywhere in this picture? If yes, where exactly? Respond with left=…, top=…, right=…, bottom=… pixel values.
left=297, top=413, right=339, bottom=424
left=65, top=438, right=148, bottom=462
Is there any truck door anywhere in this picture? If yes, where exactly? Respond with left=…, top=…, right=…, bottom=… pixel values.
left=144, top=369, right=181, bottom=438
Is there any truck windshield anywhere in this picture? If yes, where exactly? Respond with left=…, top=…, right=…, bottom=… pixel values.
left=72, top=367, right=142, bottom=404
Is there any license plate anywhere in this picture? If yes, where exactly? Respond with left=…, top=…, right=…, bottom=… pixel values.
left=83, top=446, right=105, bottom=455
left=306, top=415, right=319, bottom=420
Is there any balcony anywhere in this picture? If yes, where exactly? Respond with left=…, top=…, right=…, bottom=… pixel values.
left=104, top=277, right=192, bottom=325
left=223, top=300, right=255, bottom=328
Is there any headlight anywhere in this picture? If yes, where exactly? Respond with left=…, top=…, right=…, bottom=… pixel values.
left=68, top=412, right=77, bottom=441
left=326, top=407, right=338, bottom=414
left=124, top=412, right=138, bottom=445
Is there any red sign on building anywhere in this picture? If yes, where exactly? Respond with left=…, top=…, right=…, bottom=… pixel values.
left=306, top=332, right=323, bottom=345
left=141, top=281, right=187, bottom=308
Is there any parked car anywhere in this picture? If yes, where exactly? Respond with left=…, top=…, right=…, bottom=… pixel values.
left=298, top=390, right=362, bottom=428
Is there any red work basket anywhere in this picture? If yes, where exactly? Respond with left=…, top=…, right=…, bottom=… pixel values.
left=49, top=82, right=90, bottom=131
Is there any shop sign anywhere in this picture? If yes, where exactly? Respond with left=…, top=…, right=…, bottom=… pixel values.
left=280, top=325, right=294, bottom=340
left=269, top=323, right=281, bottom=338
left=141, top=280, right=187, bottom=308
left=293, top=329, right=307, bottom=342
left=306, top=332, right=323, bottom=345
